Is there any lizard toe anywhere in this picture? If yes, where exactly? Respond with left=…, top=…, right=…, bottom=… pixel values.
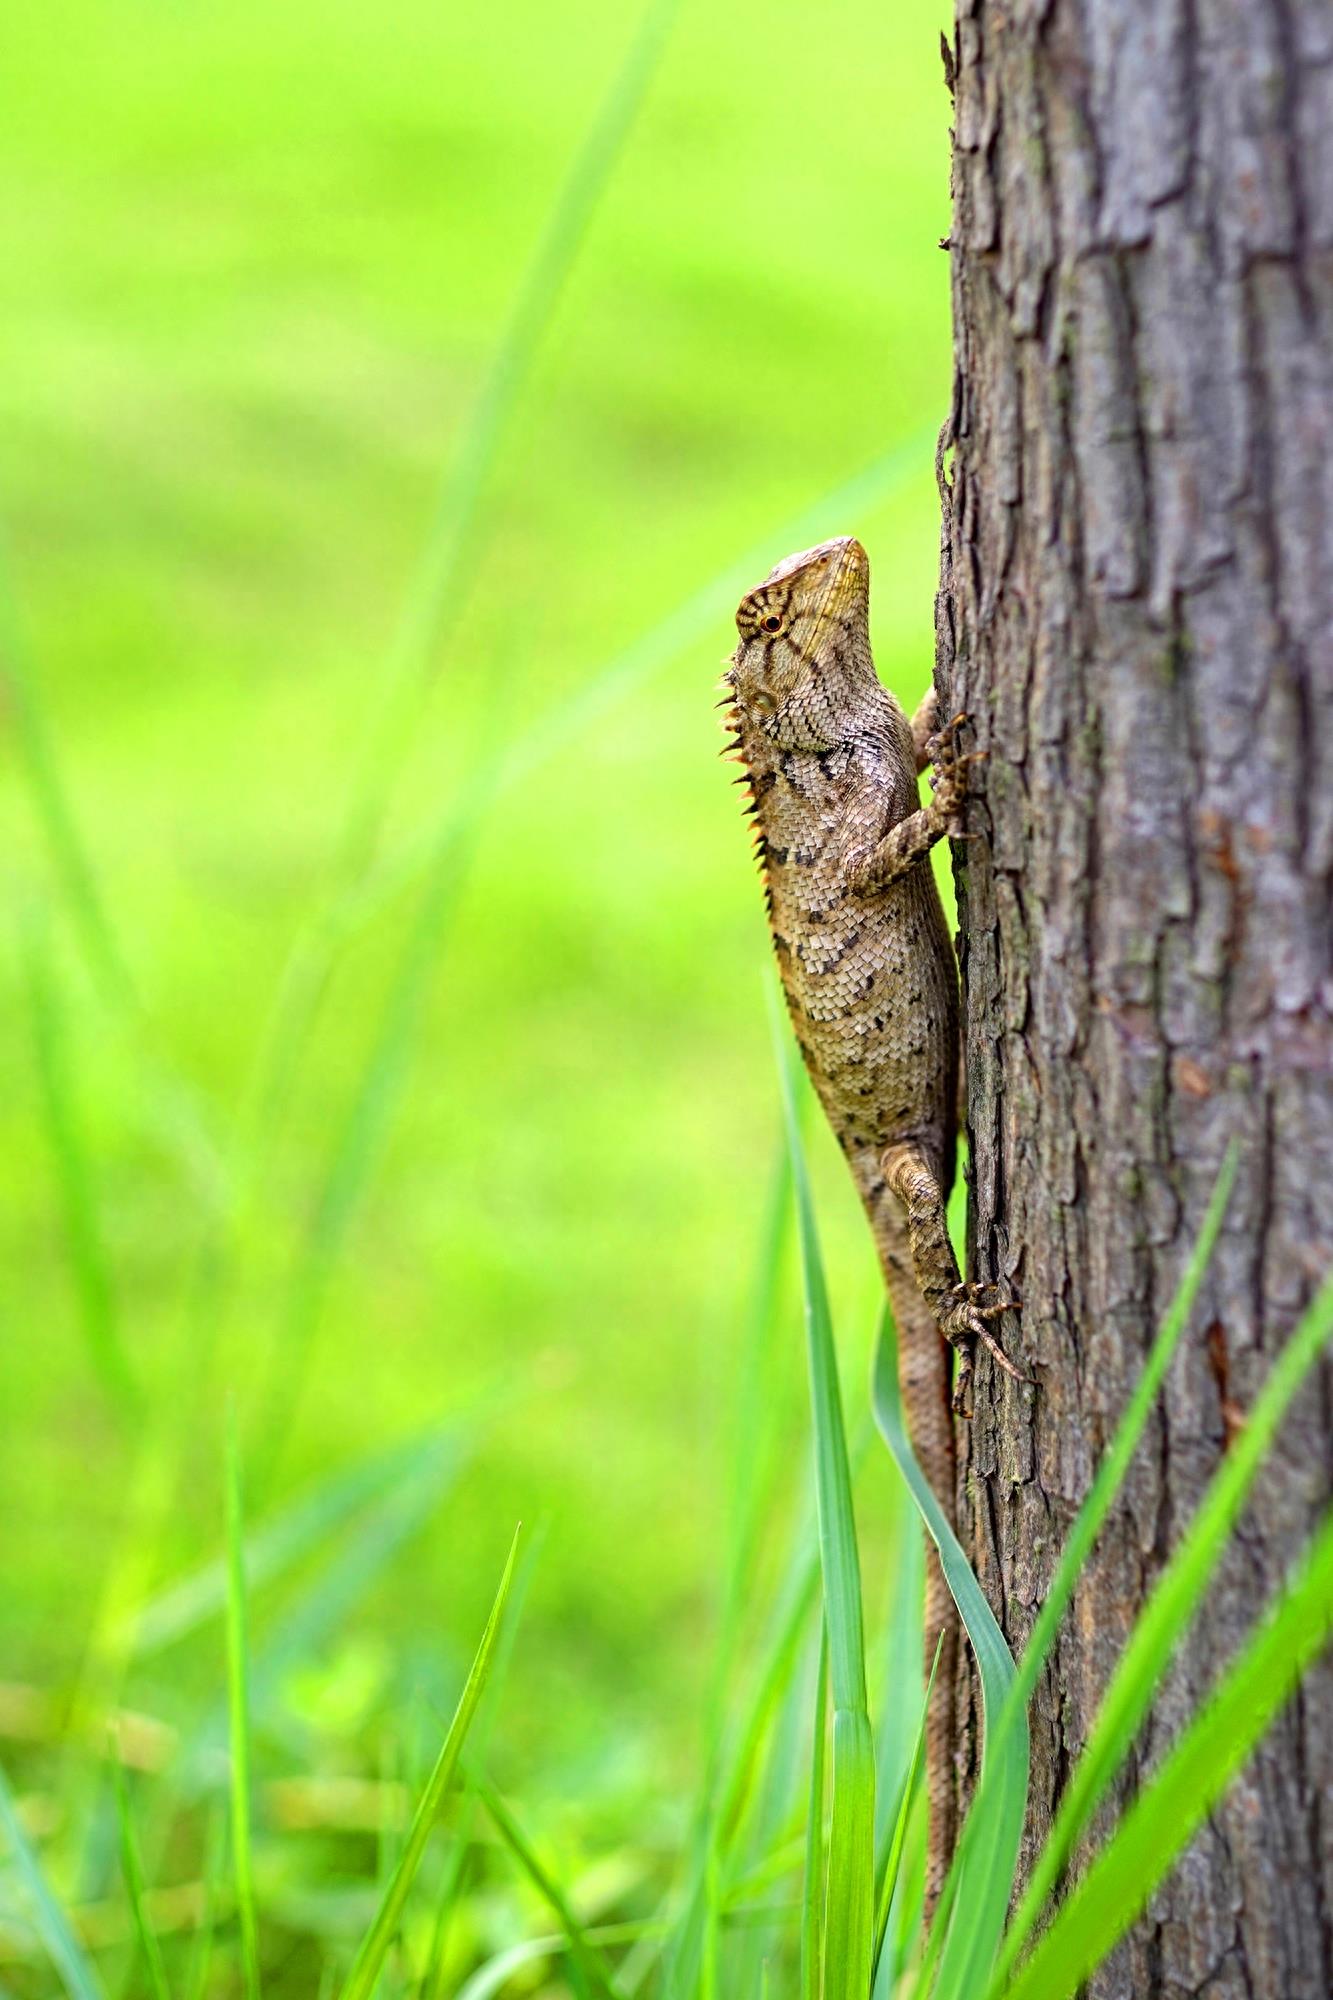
left=963, top=1280, right=1021, bottom=1319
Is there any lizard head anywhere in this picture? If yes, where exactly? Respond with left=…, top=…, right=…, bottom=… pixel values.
left=722, top=535, right=873, bottom=752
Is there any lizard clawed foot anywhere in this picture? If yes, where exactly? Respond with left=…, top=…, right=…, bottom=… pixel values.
left=940, top=1286, right=1034, bottom=1416
left=925, top=708, right=970, bottom=757
left=925, top=713, right=987, bottom=833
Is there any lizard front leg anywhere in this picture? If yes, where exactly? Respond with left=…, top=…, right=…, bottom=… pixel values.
left=848, top=717, right=982, bottom=893
left=881, top=1141, right=1026, bottom=1417
left=848, top=802, right=950, bottom=892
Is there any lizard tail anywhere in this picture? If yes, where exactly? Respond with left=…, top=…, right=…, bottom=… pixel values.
left=872, top=1200, right=958, bottom=1920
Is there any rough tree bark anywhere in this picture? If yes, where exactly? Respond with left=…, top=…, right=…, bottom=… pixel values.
left=936, top=3, right=1333, bottom=1995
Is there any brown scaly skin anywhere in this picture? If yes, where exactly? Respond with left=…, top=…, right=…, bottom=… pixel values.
left=719, top=534, right=1026, bottom=1908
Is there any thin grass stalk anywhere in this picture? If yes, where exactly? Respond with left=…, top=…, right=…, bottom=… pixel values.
left=475, top=1777, right=624, bottom=2000
left=0, top=1757, right=106, bottom=2000
left=799, top=1627, right=829, bottom=2000
left=111, top=1756, right=172, bottom=2000
left=1, top=551, right=225, bottom=1200
left=224, top=1408, right=262, bottom=2000
left=0, top=542, right=133, bottom=1015
left=717, top=1518, right=823, bottom=1852
left=992, top=1266, right=1333, bottom=1989
left=127, top=1422, right=469, bottom=1657
left=869, top=1481, right=923, bottom=1868
left=182, top=1804, right=226, bottom=2000
left=63, top=1421, right=180, bottom=1880
left=455, top=1919, right=689, bottom=2000
left=21, top=915, right=136, bottom=1412
left=771, top=995, right=875, bottom=2000
left=117, top=0, right=678, bottom=1587
left=724, top=1832, right=808, bottom=1903
left=243, top=0, right=679, bottom=1180
left=712, top=1151, right=792, bottom=1754
left=421, top=1524, right=545, bottom=2000
left=871, top=1633, right=939, bottom=1993
left=700, top=1843, right=722, bottom=2000
left=180, top=1445, right=469, bottom=1786
left=649, top=1506, right=826, bottom=2000
left=332, top=0, right=678, bottom=884
left=339, top=1528, right=522, bottom=2000
left=664, top=1148, right=790, bottom=1998
left=246, top=783, right=498, bottom=1490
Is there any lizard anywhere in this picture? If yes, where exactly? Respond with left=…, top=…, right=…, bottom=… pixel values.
left=717, top=532, right=1027, bottom=1907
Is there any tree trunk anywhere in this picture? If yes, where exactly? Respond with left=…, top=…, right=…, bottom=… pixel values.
left=937, top=3, right=1333, bottom=1994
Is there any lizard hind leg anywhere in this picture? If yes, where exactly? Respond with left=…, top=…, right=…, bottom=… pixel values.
left=880, top=1140, right=1028, bottom=1417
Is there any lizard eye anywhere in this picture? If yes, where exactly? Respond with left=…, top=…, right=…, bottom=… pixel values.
left=753, top=690, right=778, bottom=715
left=760, top=612, right=784, bottom=634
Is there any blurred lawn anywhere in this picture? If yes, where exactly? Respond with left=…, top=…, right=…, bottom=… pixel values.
left=0, top=0, right=950, bottom=1962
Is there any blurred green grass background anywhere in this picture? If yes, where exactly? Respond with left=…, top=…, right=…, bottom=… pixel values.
left=1, top=0, right=951, bottom=1985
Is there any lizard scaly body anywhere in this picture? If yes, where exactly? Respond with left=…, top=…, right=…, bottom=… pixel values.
left=719, top=534, right=1025, bottom=1903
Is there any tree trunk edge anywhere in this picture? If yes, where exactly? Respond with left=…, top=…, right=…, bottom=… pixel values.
left=936, top=3, right=1333, bottom=1996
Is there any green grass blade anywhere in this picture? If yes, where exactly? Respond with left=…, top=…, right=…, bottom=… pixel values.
left=719, top=1527, right=822, bottom=1845
left=723, top=1834, right=807, bottom=1906
left=111, top=1757, right=172, bottom=2000
left=870, top=1310, right=1026, bottom=2000
left=993, top=1266, right=1333, bottom=1989
left=130, top=1421, right=470, bottom=1654
left=713, top=1149, right=793, bottom=1752
left=339, top=1526, right=522, bottom=2000
left=455, top=1920, right=673, bottom=2000
left=325, top=0, right=678, bottom=888
left=2, top=559, right=223, bottom=1205
left=653, top=1492, right=827, bottom=2000
left=224, top=1406, right=262, bottom=2000
left=0, top=544, right=133, bottom=1014
left=475, top=1777, right=625, bottom=2000
left=358, top=432, right=936, bottom=934
left=152, top=0, right=679, bottom=1510
left=663, top=1145, right=790, bottom=1999
left=182, top=1438, right=468, bottom=1783
left=21, top=916, right=136, bottom=1412
left=799, top=1627, right=829, bottom=2000
left=0, top=1757, right=106, bottom=2000
left=872, top=1633, right=940, bottom=1993
left=244, top=0, right=678, bottom=1179
left=247, top=789, right=497, bottom=1490
left=1000, top=1509, right=1333, bottom=2000
left=929, top=1145, right=1238, bottom=1992
left=771, top=994, right=874, bottom=2000
left=182, top=1803, right=227, bottom=2000
left=870, top=1482, right=923, bottom=1863
left=421, top=1523, right=545, bottom=2000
